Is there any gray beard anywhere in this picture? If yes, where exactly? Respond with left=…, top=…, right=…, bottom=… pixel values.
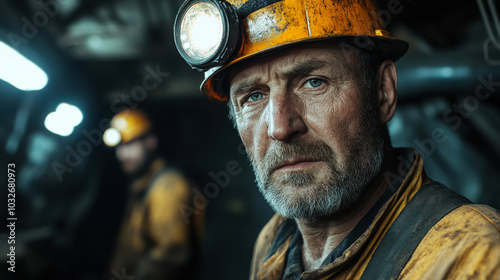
left=249, top=118, right=384, bottom=222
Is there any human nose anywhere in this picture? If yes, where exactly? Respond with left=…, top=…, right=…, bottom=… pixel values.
left=266, top=92, right=307, bottom=141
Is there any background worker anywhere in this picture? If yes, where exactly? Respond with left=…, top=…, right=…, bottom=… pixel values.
left=173, top=0, right=500, bottom=279
left=103, top=108, right=204, bottom=280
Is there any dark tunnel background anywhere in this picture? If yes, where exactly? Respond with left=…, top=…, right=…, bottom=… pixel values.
left=0, top=0, right=499, bottom=279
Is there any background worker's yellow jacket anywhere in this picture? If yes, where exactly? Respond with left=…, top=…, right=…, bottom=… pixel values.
left=250, top=149, right=500, bottom=279
left=110, top=158, right=204, bottom=280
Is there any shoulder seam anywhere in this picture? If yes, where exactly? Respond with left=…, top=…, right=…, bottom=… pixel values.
left=462, top=205, right=500, bottom=233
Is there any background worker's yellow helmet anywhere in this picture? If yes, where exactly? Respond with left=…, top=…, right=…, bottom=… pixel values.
left=174, top=0, right=409, bottom=102
left=103, top=109, right=153, bottom=147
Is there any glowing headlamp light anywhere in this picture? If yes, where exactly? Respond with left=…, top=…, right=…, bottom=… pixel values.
left=175, top=0, right=283, bottom=71
left=103, top=128, right=122, bottom=147
left=174, top=0, right=240, bottom=71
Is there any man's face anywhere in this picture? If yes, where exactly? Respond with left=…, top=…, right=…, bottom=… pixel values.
left=229, top=43, right=385, bottom=221
left=115, top=138, right=149, bottom=175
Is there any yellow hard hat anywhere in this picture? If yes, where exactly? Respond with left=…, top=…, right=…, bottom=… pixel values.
left=103, top=109, right=152, bottom=147
left=174, top=0, right=409, bottom=102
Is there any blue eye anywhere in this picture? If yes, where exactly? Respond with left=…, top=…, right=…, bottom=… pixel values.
left=246, top=92, right=264, bottom=102
left=305, top=79, right=324, bottom=88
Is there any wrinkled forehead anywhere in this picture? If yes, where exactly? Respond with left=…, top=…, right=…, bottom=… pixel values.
left=228, top=42, right=360, bottom=92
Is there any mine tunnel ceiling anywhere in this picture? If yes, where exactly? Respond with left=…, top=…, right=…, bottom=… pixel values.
left=0, top=0, right=493, bottom=102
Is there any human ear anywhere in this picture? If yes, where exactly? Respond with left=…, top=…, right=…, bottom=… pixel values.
left=376, top=60, right=398, bottom=124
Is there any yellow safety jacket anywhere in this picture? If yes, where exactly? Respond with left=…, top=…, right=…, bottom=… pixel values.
left=250, top=149, right=500, bottom=279
left=110, top=158, right=204, bottom=280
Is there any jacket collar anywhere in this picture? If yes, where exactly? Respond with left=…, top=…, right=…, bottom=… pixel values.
left=256, top=148, right=429, bottom=279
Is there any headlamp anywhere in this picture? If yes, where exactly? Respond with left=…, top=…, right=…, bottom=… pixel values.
left=103, top=128, right=122, bottom=147
left=174, top=0, right=283, bottom=71
left=174, top=0, right=240, bottom=71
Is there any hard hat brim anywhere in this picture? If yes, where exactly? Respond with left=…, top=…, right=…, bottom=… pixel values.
left=201, top=36, right=409, bottom=102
